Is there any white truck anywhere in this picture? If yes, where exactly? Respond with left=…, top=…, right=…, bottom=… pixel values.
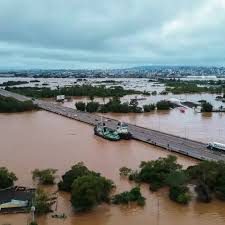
left=56, top=95, right=65, bottom=102
left=207, top=142, right=225, bottom=152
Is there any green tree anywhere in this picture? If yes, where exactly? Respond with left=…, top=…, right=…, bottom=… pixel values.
left=71, top=174, right=114, bottom=211
left=0, top=167, right=17, bottom=189
left=139, top=155, right=182, bottom=191
left=143, top=104, right=156, bottom=112
left=32, top=169, right=57, bottom=185
left=86, top=102, right=99, bottom=113
left=111, top=186, right=145, bottom=206
left=33, top=188, right=53, bottom=214
left=201, top=102, right=213, bottom=112
left=169, top=185, right=191, bottom=204
left=75, top=101, right=86, bottom=111
left=129, top=99, right=142, bottom=113
left=58, top=162, right=99, bottom=192
left=156, top=100, right=172, bottom=110
left=119, top=167, right=132, bottom=176
left=165, top=170, right=188, bottom=187
left=186, top=160, right=225, bottom=201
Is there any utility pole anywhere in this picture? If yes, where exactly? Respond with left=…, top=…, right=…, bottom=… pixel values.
left=156, top=195, right=160, bottom=225
left=31, top=206, right=36, bottom=223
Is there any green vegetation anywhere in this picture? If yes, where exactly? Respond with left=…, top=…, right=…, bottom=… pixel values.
left=159, top=79, right=225, bottom=94
left=119, top=167, right=132, bottom=176
left=99, top=97, right=130, bottom=113
left=120, top=156, right=225, bottom=204
left=71, top=174, right=114, bottom=211
left=187, top=160, right=225, bottom=202
left=0, top=80, right=29, bottom=86
left=75, top=101, right=86, bottom=111
left=58, top=162, right=114, bottom=211
left=169, top=185, right=191, bottom=204
left=6, top=85, right=141, bottom=99
left=0, top=96, right=37, bottom=113
left=33, top=188, right=54, bottom=214
left=201, top=102, right=213, bottom=112
left=75, top=97, right=143, bottom=113
left=86, top=102, right=100, bottom=113
left=32, top=169, right=57, bottom=185
left=119, top=156, right=191, bottom=204
left=156, top=100, right=173, bottom=110
left=111, top=186, right=145, bottom=206
left=143, top=104, right=156, bottom=112
left=0, top=167, right=17, bottom=189
left=58, top=162, right=99, bottom=192
left=138, top=155, right=182, bottom=191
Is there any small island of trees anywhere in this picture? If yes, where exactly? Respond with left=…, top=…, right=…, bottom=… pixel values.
left=119, top=155, right=225, bottom=204
left=75, top=97, right=174, bottom=113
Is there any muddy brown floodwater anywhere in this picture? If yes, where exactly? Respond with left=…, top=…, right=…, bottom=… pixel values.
left=0, top=111, right=225, bottom=225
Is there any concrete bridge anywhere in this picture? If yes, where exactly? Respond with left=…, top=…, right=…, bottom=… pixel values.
left=1, top=88, right=225, bottom=162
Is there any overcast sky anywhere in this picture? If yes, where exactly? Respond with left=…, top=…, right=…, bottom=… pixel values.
left=0, top=0, right=225, bottom=69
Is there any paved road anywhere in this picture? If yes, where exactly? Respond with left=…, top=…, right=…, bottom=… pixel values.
left=1, top=88, right=225, bottom=162
left=0, top=89, right=31, bottom=101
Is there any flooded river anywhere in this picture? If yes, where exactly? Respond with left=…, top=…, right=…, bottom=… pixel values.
left=62, top=94, right=225, bottom=143
left=0, top=111, right=225, bottom=225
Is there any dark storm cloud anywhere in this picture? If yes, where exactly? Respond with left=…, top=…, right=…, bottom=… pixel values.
left=0, top=0, right=225, bottom=69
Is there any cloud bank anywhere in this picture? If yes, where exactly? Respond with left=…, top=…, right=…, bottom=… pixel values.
left=0, top=0, right=225, bottom=69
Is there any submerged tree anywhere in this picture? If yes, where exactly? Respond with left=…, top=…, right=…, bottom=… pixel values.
left=75, top=101, right=86, bottom=111
left=33, top=188, right=54, bottom=214
left=201, top=102, right=213, bottom=112
left=71, top=174, right=114, bottom=211
left=58, top=162, right=99, bottom=192
left=119, top=167, right=132, bottom=176
left=111, top=186, right=145, bottom=206
left=169, top=185, right=191, bottom=204
left=139, top=155, right=182, bottom=191
left=32, top=169, right=57, bottom=185
left=0, top=167, right=17, bottom=189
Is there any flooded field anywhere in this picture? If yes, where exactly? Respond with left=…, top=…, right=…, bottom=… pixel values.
left=0, top=77, right=165, bottom=92
left=0, top=111, right=225, bottom=225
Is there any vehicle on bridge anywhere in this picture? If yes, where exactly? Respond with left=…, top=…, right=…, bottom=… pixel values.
left=56, top=95, right=65, bottom=102
left=94, top=122, right=120, bottom=141
left=207, top=142, right=225, bottom=152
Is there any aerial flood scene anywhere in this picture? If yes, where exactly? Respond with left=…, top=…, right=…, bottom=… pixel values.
left=1, top=1, right=225, bottom=225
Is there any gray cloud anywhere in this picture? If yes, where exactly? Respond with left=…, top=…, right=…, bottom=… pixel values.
left=0, top=0, right=225, bottom=69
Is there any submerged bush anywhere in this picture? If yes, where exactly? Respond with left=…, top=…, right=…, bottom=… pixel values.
left=112, top=186, right=145, bottom=206
left=169, top=185, right=191, bottom=204
left=32, top=169, right=57, bottom=185
left=71, top=174, right=114, bottom=211
left=0, top=167, right=17, bottom=189
left=58, top=162, right=99, bottom=192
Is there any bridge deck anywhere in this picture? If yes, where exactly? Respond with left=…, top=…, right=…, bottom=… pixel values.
left=1, top=88, right=225, bottom=162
